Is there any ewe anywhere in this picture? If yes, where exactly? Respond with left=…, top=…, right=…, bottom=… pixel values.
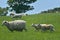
left=32, top=23, right=55, bottom=32
left=2, top=20, right=27, bottom=32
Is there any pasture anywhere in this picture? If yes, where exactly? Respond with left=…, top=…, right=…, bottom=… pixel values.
left=0, top=13, right=60, bottom=40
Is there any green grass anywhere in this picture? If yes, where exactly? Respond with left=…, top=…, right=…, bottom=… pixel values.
left=0, top=13, right=60, bottom=40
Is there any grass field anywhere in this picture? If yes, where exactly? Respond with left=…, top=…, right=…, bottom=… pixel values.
left=0, top=13, right=60, bottom=40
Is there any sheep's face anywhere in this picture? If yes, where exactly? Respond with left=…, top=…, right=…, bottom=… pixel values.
left=2, top=21, right=9, bottom=26
left=31, top=23, right=40, bottom=27
left=31, top=23, right=35, bottom=27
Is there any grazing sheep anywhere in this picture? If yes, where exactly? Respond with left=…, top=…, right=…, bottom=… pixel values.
left=10, top=13, right=27, bottom=18
left=31, top=23, right=41, bottom=31
left=12, top=14, right=22, bottom=18
left=39, top=24, right=55, bottom=32
left=32, top=23, right=55, bottom=32
left=2, top=20, right=27, bottom=32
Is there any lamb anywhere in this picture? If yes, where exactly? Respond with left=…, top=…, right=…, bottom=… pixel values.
left=2, top=20, right=27, bottom=32
left=32, top=23, right=55, bottom=32
left=10, top=13, right=27, bottom=18
left=31, top=23, right=41, bottom=31
left=39, top=24, right=55, bottom=32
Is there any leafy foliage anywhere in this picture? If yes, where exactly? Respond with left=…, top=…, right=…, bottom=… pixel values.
left=0, top=7, right=8, bottom=16
left=41, top=7, right=60, bottom=13
left=7, top=0, right=37, bottom=13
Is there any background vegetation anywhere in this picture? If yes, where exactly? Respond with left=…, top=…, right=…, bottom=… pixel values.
left=0, top=13, right=60, bottom=40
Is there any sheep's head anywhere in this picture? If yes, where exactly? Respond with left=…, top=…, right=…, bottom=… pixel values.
left=31, top=23, right=35, bottom=27
left=2, top=20, right=9, bottom=26
left=31, top=23, right=39, bottom=27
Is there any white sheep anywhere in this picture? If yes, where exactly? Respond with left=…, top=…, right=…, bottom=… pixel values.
left=12, top=14, right=22, bottom=18
left=31, top=23, right=41, bottom=31
left=10, top=13, right=27, bottom=18
left=32, top=23, right=55, bottom=32
left=40, top=24, right=55, bottom=32
left=2, top=20, right=27, bottom=32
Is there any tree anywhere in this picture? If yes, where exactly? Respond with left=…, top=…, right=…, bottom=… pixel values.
left=0, top=7, right=8, bottom=16
left=54, top=7, right=60, bottom=12
left=7, top=0, right=37, bottom=13
left=0, top=7, right=3, bottom=15
left=41, top=7, right=60, bottom=13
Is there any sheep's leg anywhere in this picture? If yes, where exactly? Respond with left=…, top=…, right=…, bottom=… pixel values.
left=49, top=26, right=54, bottom=32
left=41, top=27, right=46, bottom=32
left=9, top=29, right=14, bottom=32
left=50, top=28, right=55, bottom=32
left=36, top=29, right=39, bottom=31
left=7, top=27, right=14, bottom=32
left=20, top=29, right=23, bottom=32
left=34, top=28, right=39, bottom=32
left=24, top=28, right=27, bottom=31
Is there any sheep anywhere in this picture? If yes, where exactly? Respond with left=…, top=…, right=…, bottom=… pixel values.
left=39, top=24, right=55, bottom=32
left=31, top=23, right=41, bottom=31
left=12, top=14, right=22, bottom=18
left=10, top=13, right=27, bottom=18
left=32, top=23, right=55, bottom=32
left=2, top=20, right=27, bottom=32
